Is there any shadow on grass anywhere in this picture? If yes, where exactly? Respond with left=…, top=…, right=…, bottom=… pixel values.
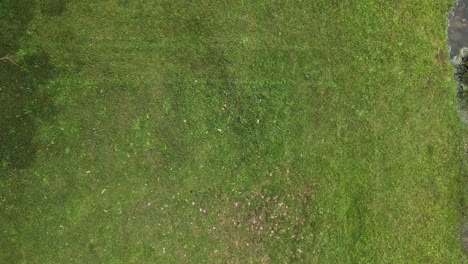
left=0, top=1, right=36, bottom=55
left=0, top=1, right=59, bottom=170
left=0, top=51, right=58, bottom=170
left=39, top=0, right=70, bottom=16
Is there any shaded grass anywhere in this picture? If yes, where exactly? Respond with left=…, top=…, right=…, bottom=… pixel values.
left=0, top=0, right=467, bottom=263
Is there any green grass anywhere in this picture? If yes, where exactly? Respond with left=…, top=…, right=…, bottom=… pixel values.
left=1, top=0, right=467, bottom=262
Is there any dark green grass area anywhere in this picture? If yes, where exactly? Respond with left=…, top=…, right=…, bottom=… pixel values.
left=1, top=0, right=467, bottom=262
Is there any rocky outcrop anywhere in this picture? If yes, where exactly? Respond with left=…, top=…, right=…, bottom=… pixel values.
left=451, top=47, right=468, bottom=125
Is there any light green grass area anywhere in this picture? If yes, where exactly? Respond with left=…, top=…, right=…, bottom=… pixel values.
left=1, top=0, right=467, bottom=262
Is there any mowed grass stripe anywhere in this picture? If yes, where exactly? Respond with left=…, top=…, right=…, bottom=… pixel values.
left=0, top=0, right=466, bottom=263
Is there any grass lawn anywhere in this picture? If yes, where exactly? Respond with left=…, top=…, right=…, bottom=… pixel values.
left=1, top=0, right=467, bottom=262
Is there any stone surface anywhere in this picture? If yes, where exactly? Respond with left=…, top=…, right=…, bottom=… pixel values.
left=448, top=1, right=468, bottom=253
left=448, top=0, right=468, bottom=58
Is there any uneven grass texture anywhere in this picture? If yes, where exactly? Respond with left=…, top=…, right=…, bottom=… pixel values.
left=1, top=0, right=467, bottom=263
